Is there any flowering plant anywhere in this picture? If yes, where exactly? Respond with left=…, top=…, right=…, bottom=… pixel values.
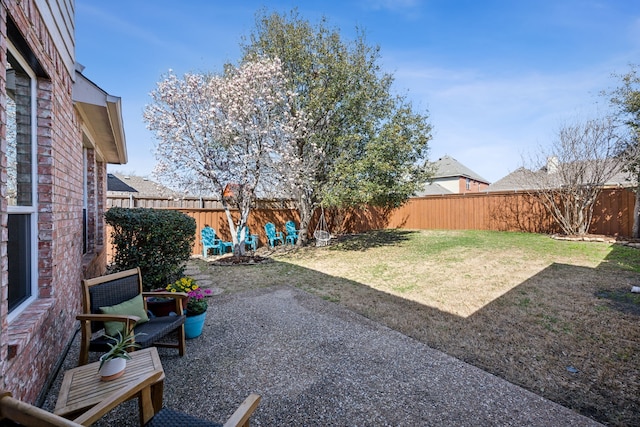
left=184, top=286, right=212, bottom=315
left=166, top=277, right=212, bottom=316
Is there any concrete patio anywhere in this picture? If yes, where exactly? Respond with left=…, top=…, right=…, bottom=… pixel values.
left=42, top=282, right=602, bottom=426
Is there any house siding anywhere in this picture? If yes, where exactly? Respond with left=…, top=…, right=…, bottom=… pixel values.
left=0, top=0, right=107, bottom=403
left=432, top=177, right=460, bottom=193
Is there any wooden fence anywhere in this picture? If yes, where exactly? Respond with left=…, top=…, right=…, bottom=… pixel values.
left=106, top=187, right=636, bottom=259
left=107, top=195, right=294, bottom=210
left=384, top=188, right=635, bottom=235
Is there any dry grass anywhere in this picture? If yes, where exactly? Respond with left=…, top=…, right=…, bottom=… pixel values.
left=194, top=229, right=640, bottom=426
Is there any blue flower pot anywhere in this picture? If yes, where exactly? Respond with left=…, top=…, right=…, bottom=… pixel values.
left=184, top=312, right=206, bottom=339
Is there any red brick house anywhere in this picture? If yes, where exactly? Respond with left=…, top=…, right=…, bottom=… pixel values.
left=0, top=1, right=127, bottom=403
left=415, top=155, right=490, bottom=196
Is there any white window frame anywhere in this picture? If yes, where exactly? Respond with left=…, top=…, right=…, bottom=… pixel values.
left=7, top=41, right=39, bottom=322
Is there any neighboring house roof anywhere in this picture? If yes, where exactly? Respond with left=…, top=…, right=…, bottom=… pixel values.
left=414, top=155, right=489, bottom=196
left=431, top=155, right=490, bottom=184
left=486, top=160, right=636, bottom=192
left=107, top=173, right=183, bottom=198
left=606, top=168, right=637, bottom=187
left=485, top=168, right=535, bottom=192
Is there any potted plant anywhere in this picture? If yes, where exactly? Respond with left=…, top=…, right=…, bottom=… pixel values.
left=98, top=330, right=141, bottom=381
left=146, top=291, right=178, bottom=317
left=166, top=277, right=212, bottom=338
left=147, top=275, right=192, bottom=317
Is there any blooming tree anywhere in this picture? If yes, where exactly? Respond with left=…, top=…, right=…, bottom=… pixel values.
left=243, top=10, right=432, bottom=244
left=144, top=57, right=303, bottom=254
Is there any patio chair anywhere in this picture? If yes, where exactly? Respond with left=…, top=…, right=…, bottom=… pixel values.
left=145, top=394, right=261, bottom=427
left=77, top=268, right=187, bottom=366
left=285, top=220, right=299, bottom=246
left=0, top=371, right=164, bottom=426
left=236, top=225, right=258, bottom=252
left=202, top=226, right=233, bottom=257
left=264, top=222, right=284, bottom=248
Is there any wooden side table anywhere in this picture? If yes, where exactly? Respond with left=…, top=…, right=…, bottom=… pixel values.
left=54, top=347, right=165, bottom=425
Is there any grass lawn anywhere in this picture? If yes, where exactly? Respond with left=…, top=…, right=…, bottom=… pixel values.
left=194, top=229, right=640, bottom=426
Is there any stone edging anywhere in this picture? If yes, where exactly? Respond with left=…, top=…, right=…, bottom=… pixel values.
left=551, top=234, right=640, bottom=248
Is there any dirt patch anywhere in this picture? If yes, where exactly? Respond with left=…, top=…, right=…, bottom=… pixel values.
left=209, top=255, right=272, bottom=265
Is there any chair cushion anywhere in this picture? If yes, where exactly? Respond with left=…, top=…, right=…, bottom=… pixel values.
left=100, top=294, right=149, bottom=337
left=88, top=315, right=185, bottom=353
left=134, top=315, right=186, bottom=347
left=145, top=407, right=222, bottom=427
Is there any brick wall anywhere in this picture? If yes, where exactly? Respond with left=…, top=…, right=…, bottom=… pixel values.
left=0, top=2, right=8, bottom=392
left=0, top=1, right=104, bottom=403
left=457, top=176, right=490, bottom=193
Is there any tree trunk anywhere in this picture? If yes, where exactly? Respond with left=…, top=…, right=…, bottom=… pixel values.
left=234, top=227, right=246, bottom=256
left=633, top=185, right=640, bottom=238
left=297, top=193, right=315, bottom=246
left=221, top=200, right=243, bottom=256
left=235, top=207, right=250, bottom=256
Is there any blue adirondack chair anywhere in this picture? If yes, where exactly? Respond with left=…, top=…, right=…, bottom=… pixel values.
left=236, top=225, right=258, bottom=252
left=264, top=222, right=284, bottom=248
left=201, top=226, right=233, bottom=257
left=285, top=220, right=299, bottom=246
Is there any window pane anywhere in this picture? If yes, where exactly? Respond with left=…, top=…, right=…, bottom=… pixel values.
left=83, top=208, right=87, bottom=254
left=8, top=214, right=31, bottom=311
left=6, top=53, right=32, bottom=207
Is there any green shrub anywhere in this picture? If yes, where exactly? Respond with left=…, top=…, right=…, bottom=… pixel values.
left=105, top=207, right=196, bottom=291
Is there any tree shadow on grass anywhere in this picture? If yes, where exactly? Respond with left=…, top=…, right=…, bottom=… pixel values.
left=594, top=242, right=640, bottom=316
left=595, top=289, right=640, bottom=316
left=327, top=229, right=416, bottom=251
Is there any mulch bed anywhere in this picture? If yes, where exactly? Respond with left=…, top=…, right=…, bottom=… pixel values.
left=211, top=255, right=272, bottom=265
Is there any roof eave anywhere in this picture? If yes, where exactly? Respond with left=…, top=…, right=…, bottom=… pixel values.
left=72, top=68, right=127, bottom=165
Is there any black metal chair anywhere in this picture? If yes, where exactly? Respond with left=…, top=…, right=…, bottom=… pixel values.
left=77, top=268, right=187, bottom=365
left=1, top=372, right=260, bottom=426
left=145, top=394, right=261, bottom=427
left=0, top=371, right=164, bottom=426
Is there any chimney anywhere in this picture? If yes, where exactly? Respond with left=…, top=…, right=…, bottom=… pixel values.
left=546, top=156, right=558, bottom=174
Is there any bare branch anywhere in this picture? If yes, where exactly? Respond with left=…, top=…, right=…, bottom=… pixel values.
left=521, top=117, right=623, bottom=235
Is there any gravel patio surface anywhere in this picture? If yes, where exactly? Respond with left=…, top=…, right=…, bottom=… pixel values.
left=43, top=285, right=602, bottom=426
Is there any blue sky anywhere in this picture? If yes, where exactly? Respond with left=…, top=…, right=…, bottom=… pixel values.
left=76, top=0, right=640, bottom=183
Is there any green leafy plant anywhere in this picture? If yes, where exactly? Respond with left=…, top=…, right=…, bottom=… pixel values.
left=105, top=207, right=196, bottom=291
left=98, top=330, right=142, bottom=372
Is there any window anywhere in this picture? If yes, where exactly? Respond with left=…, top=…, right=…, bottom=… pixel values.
left=83, top=148, right=88, bottom=254
left=6, top=44, right=37, bottom=319
left=7, top=214, right=31, bottom=311
left=466, top=177, right=471, bottom=190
